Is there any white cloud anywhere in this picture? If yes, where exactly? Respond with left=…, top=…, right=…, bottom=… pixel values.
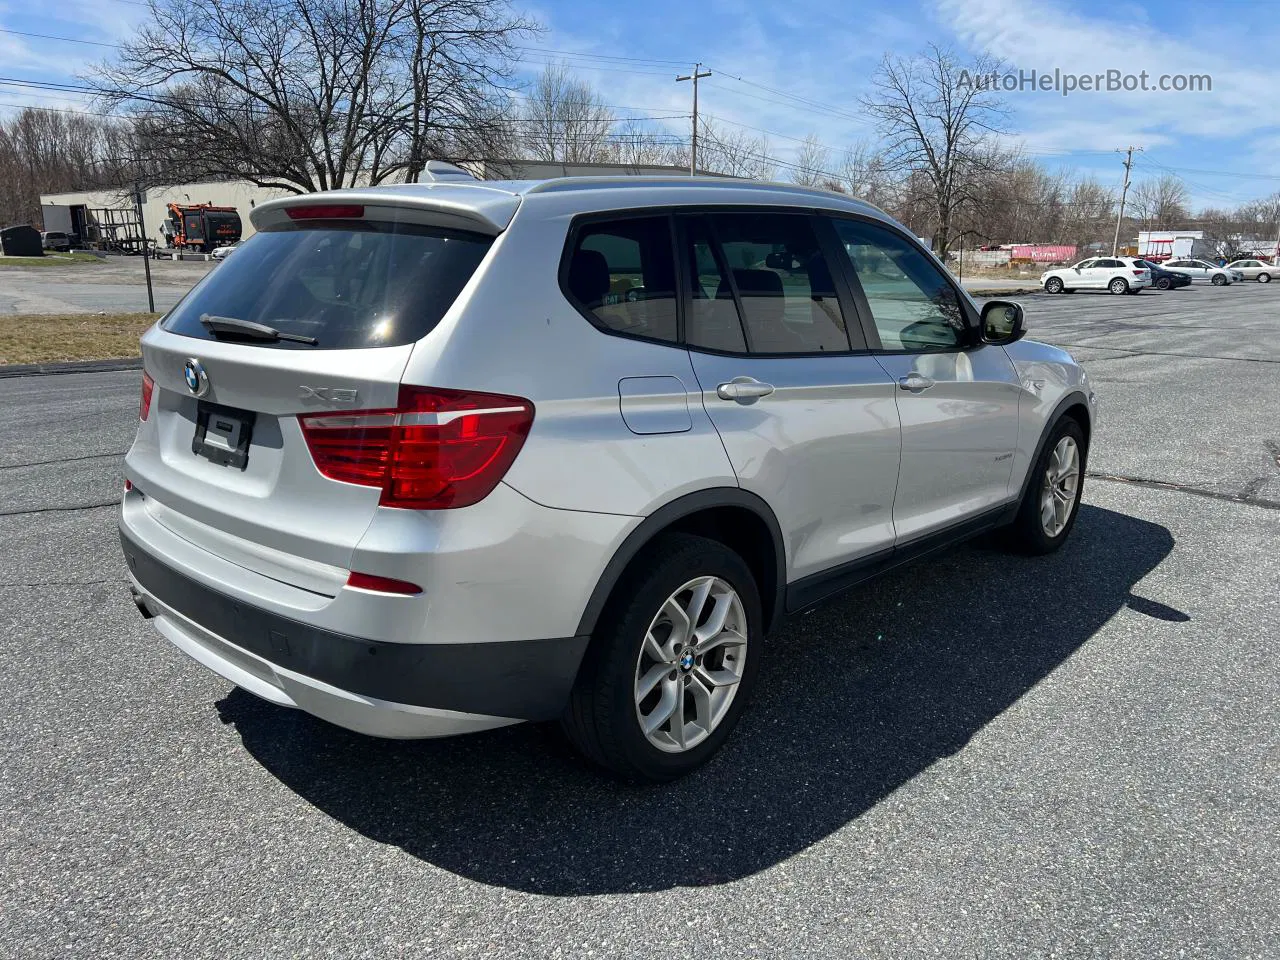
left=932, top=0, right=1279, bottom=152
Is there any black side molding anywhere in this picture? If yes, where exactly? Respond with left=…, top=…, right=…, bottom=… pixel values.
left=785, top=501, right=1017, bottom=613
left=121, top=531, right=589, bottom=722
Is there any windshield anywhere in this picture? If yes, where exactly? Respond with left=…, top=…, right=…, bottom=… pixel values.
left=161, top=222, right=492, bottom=349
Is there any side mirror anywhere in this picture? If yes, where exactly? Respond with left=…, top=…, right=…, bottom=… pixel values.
left=980, top=299, right=1025, bottom=345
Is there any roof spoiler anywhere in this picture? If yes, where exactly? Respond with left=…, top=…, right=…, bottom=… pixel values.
left=417, top=161, right=478, bottom=183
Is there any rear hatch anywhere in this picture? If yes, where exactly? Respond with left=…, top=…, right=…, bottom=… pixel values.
left=127, top=197, right=504, bottom=594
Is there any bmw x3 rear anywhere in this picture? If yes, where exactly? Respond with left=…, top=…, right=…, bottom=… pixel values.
left=122, top=171, right=1096, bottom=781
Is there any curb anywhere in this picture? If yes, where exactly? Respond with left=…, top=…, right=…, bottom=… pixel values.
left=0, top=357, right=142, bottom=379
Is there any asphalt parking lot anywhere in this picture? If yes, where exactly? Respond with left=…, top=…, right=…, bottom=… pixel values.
left=0, top=257, right=213, bottom=315
left=1, top=283, right=1277, bottom=958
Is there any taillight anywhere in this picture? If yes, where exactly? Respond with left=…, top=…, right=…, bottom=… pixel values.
left=1132, top=270, right=1145, bottom=276
left=139, top=372, right=155, bottom=420
left=285, top=204, right=364, bottom=220
left=299, top=385, right=534, bottom=509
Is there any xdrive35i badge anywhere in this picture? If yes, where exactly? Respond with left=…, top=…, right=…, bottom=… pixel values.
left=182, top=358, right=210, bottom=397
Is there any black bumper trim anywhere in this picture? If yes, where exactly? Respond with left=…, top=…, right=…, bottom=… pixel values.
left=120, top=530, right=589, bottom=721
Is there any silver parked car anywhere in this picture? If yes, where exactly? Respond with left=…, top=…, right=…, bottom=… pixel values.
left=120, top=168, right=1097, bottom=781
left=1162, top=258, right=1240, bottom=284
left=1226, top=258, right=1275, bottom=283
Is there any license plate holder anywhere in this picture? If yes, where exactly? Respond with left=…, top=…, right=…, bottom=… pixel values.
left=192, top=401, right=256, bottom=470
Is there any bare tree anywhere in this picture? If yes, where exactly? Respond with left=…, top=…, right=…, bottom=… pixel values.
left=790, top=133, right=831, bottom=187
left=0, top=107, right=136, bottom=227
left=607, top=118, right=678, bottom=169
left=861, top=44, right=1008, bottom=257
left=87, top=0, right=532, bottom=193
left=1128, top=174, right=1190, bottom=230
left=694, top=118, right=775, bottom=180
left=519, top=62, right=616, bottom=164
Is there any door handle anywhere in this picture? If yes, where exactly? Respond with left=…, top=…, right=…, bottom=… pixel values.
left=898, top=373, right=935, bottom=392
left=716, top=377, right=775, bottom=402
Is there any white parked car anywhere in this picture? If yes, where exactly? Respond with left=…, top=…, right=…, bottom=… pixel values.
left=1041, top=257, right=1152, bottom=295
left=1162, top=258, right=1239, bottom=285
left=1225, top=259, right=1274, bottom=283
left=211, top=240, right=243, bottom=261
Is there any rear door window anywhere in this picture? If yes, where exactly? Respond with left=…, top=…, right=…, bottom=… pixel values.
left=161, top=222, right=492, bottom=350
left=694, top=212, right=851, bottom=354
left=563, top=216, right=678, bottom=343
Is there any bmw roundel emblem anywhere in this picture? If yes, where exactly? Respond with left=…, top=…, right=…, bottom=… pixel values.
left=183, top=358, right=210, bottom=397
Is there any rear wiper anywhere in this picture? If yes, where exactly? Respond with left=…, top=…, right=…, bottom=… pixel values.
left=199, top=314, right=318, bottom=345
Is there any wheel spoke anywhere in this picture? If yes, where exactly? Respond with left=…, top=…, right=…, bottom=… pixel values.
left=636, top=662, right=670, bottom=700
left=686, top=675, right=714, bottom=735
left=682, top=578, right=714, bottom=636
left=641, top=678, right=680, bottom=737
left=695, top=663, right=742, bottom=689
left=693, top=589, right=732, bottom=645
left=661, top=596, right=692, bottom=647
left=695, top=627, right=747, bottom=657
left=642, top=630, right=670, bottom=665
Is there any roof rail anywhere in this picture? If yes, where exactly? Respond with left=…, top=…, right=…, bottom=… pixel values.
left=523, top=175, right=885, bottom=211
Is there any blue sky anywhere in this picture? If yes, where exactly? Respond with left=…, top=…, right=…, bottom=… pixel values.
left=3, top=0, right=1279, bottom=209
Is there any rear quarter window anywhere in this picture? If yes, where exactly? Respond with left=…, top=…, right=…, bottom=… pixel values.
left=161, top=222, right=492, bottom=349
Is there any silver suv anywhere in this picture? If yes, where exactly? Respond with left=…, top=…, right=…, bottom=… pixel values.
left=120, top=170, right=1096, bottom=781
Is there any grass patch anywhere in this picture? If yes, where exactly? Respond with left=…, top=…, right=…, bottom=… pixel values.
left=0, top=312, right=159, bottom=365
left=0, top=252, right=103, bottom=267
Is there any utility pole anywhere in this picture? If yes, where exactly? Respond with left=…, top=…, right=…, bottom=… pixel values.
left=676, top=63, right=711, bottom=176
left=134, top=182, right=155, bottom=313
left=1112, top=145, right=1142, bottom=256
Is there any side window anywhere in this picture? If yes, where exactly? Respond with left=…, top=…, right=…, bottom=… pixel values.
left=829, top=217, right=967, bottom=351
left=703, top=212, right=851, bottom=354
left=564, top=217, right=677, bottom=343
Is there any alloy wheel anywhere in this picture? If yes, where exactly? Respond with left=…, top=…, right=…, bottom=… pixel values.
left=1040, top=436, right=1081, bottom=538
left=633, top=576, right=748, bottom=753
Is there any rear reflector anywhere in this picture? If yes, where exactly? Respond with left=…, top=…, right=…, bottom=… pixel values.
left=285, top=204, right=364, bottom=220
left=299, top=385, right=535, bottom=509
left=139, top=372, right=155, bottom=421
left=123, top=478, right=133, bottom=492
left=346, top=571, right=422, bottom=595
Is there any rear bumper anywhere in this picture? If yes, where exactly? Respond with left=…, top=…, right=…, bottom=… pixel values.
left=122, top=527, right=590, bottom=734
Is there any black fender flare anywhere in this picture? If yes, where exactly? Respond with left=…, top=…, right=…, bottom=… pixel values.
left=574, top=487, right=788, bottom=638
left=1015, top=389, right=1093, bottom=506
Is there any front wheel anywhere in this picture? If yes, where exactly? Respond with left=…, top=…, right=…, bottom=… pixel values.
left=1109, top=277, right=1129, bottom=294
left=1005, top=418, right=1086, bottom=555
left=1212, top=274, right=1228, bottom=286
left=1044, top=277, right=1064, bottom=294
left=562, top=533, right=762, bottom=782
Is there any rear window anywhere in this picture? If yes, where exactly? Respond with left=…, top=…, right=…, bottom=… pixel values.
left=162, top=222, right=492, bottom=349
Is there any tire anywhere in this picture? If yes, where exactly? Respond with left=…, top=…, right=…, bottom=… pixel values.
left=1005, top=417, right=1086, bottom=555
left=1258, top=273, right=1271, bottom=283
left=1157, top=277, right=1172, bottom=290
left=562, top=533, right=763, bottom=782
left=1109, top=277, right=1128, bottom=295
left=1212, top=274, right=1227, bottom=286
left=1044, top=277, right=1064, bottom=294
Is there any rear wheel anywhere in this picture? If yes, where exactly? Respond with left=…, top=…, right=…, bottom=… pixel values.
left=1258, top=273, right=1271, bottom=283
left=562, top=533, right=762, bottom=782
left=1157, top=277, right=1172, bottom=290
left=1212, top=273, right=1228, bottom=286
left=1044, top=277, right=1064, bottom=294
left=1109, top=277, right=1128, bottom=295
left=1005, top=418, right=1086, bottom=555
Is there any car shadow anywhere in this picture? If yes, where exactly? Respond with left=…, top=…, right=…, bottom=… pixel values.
left=216, top=504, right=1177, bottom=895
